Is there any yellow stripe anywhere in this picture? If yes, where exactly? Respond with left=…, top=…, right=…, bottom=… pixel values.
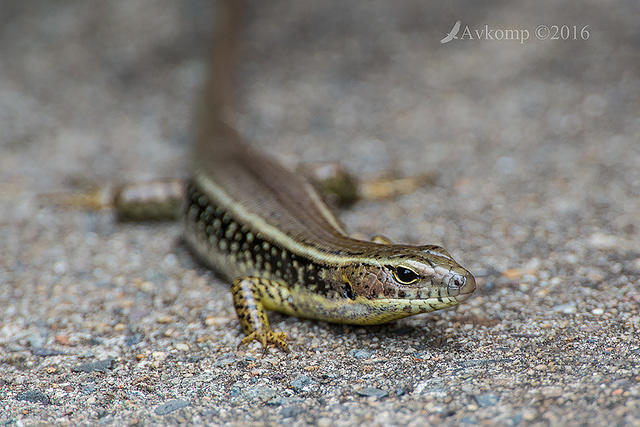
left=193, top=171, right=424, bottom=269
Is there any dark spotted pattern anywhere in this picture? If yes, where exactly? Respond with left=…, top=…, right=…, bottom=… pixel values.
left=186, top=181, right=343, bottom=296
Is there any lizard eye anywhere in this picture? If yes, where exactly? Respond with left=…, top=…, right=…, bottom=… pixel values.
left=393, top=266, right=419, bottom=285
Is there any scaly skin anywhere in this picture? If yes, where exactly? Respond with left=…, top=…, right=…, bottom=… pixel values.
left=183, top=175, right=475, bottom=350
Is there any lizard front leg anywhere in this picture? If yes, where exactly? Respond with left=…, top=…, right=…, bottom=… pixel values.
left=231, top=277, right=289, bottom=352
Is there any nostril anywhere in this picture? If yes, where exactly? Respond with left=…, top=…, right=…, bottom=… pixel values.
left=448, top=275, right=463, bottom=290
left=446, top=277, right=461, bottom=296
left=447, top=270, right=476, bottom=299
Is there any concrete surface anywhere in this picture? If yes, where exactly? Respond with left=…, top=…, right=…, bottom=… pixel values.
left=1, top=1, right=639, bottom=425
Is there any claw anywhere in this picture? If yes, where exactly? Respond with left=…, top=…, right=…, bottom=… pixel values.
left=239, top=328, right=288, bottom=352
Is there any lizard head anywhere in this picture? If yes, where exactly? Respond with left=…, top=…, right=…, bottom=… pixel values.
left=341, top=244, right=475, bottom=315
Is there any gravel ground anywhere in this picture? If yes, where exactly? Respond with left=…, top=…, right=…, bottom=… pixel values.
left=1, top=1, right=639, bottom=425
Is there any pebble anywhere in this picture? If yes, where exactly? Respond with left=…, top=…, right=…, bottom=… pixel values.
left=81, top=384, right=97, bottom=394
left=213, top=356, right=236, bottom=367
left=152, top=352, right=167, bottom=361
left=15, top=390, right=51, bottom=405
left=349, top=349, right=373, bottom=359
left=241, top=386, right=276, bottom=401
left=281, top=406, right=304, bottom=419
left=510, top=414, right=524, bottom=425
left=316, top=417, right=333, bottom=427
left=53, top=261, right=67, bottom=274
left=28, top=334, right=47, bottom=349
left=588, top=233, right=618, bottom=249
left=125, top=334, right=143, bottom=346
left=71, top=359, right=115, bottom=373
left=474, top=393, right=499, bottom=408
left=356, top=387, right=388, bottom=399
left=175, top=343, right=190, bottom=351
left=291, top=375, right=313, bottom=392
left=154, top=399, right=190, bottom=415
left=55, top=335, right=70, bottom=345
left=552, top=303, right=577, bottom=314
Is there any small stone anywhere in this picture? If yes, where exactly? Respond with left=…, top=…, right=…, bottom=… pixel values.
left=502, top=268, right=523, bottom=279
left=357, top=387, right=388, bottom=399
left=550, top=277, right=563, bottom=285
left=16, top=390, right=51, bottom=405
left=460, top=416, right=478, bottom=424
left=291, top=375, right=313, bottom=392
left=71, top=359, right=115, bottom=373
left=281, top=406, right=303, bottom=419
left=213, top=356, right=235, bottom=367
left=157, top=316, right=174, bottom=324
left=242, top=386, right=276, bottom=401
left=474, top=393, right=499, bottom=408
left=82, top=384, right=96, bottom=394
left=175, top=343, right=190, bottom=351
left=139, top=281, right=155, bottom=292
left=205, top=316, right=228, bottom=326
left=55, top=335, right=70, bottom=346
left=510, top=413, right=524, bottom=425
left=152, top=351, right=167, bottom=361
left=552, top=303, right=576, bottom=314
left=125, top=334, right=143, bottom=346
left=205, top=315, right=228, bottom=326
left=591, top=308, right=604, bottom=315
left=349, top=349, right=373, bottom=359
left=317, top=417, right=333, bottom=427
left=28, top=334, right=47, bottom=348
left=588, top=233, right=618, bottom=249
left=154, top=399, right=190, bottom=415
left=53, top=261, right=67, bottom=274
